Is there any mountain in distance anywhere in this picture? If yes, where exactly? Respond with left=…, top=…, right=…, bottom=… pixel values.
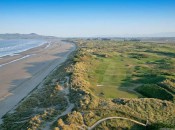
left=0, top=33, right=58, bottom=39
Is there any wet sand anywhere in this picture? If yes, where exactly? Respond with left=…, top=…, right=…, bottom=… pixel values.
left=0, top=40, right=75, bottom=123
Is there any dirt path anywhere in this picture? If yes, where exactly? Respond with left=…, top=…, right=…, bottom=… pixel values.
left=42, top=76, right=74, bottom=130
left=88, top=116, right=147, bottom=130
left=64, top=116, right=147, bottom=130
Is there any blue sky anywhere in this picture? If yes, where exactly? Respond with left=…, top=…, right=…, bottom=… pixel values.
left=0, top=0, right=175, bottom=37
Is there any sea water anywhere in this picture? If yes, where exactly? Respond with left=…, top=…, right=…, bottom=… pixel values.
left=0, top=39, right=46, bottom=58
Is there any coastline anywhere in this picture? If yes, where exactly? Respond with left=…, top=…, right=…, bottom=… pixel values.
left=0, top=39, right=47, bottom=58
left=0, top=42, right=49, bottom=66
left=0, top=40, right=76, bottom=123
left=0, top=42, right=50, bottom=99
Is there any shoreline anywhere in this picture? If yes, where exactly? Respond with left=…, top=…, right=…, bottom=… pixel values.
left=0, top=42, right=50, bottom=99
left=0, top=40, right=76, bottom=123
left=9, top=46, right=76, bottom=115
left=0, top=42, right=49, bottom=66
left=0, top=54, right=36, bottom=68
left=0, top=39, right=47, bottom=58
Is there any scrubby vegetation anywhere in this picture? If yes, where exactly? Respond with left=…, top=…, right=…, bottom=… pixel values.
left=1, top=39, right=175, bottom=130
left=53, top=40, right=175, bottom=130
left=136, top=84, right=174, bottom=100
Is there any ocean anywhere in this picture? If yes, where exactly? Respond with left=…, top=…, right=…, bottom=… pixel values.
left=0, top=39, right=46, bottom=58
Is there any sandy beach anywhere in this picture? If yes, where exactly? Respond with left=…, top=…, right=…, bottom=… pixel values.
left=0, top=40, right=75, bottom=123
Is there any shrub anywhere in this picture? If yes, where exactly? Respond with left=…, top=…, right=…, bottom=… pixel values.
left=136, top=84, right=174, bottom=101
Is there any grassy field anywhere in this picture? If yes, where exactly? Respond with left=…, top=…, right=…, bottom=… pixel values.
left=75, top=40, right=175, bottom=100
left=88, top=55, right=139, bottom=98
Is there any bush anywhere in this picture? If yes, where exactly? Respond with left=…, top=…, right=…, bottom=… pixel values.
left=136, top=84, right=174, bottom=101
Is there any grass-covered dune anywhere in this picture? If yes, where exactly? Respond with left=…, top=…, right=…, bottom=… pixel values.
left=54, top=40, right=175, bottom=130
left=71, top=40, right=175, bottom=101
left=1, top=39, right=175, bottom=130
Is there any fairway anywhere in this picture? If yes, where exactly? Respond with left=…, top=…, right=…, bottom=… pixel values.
left=88, top=55, right=139, bottom=98
left=82, top=41, right=175, bottom=99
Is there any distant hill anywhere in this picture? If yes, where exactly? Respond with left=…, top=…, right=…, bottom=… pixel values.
left=0, top=33, right=58, bottom=39
left=146, top=32, right=175, bottom=37
left=123, top=37, right=175, bottom=43
left=126, top=32, right=175, bottom=37
left=94, top=32, right=175, bottom=38
left=138, top=37, right=175, bottom=43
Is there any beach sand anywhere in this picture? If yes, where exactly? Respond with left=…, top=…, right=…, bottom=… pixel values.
left=0, top=40, right=75, bottom=123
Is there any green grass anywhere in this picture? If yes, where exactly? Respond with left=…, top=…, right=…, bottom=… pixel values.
left=136, top=84, right=174, bottom=101
left=76, top=40, right=175, bottom=100
left=88, top=55, right=139, bottom=98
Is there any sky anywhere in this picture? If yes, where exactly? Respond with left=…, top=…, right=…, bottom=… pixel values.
left=0, top=0, right=175, bottom=37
